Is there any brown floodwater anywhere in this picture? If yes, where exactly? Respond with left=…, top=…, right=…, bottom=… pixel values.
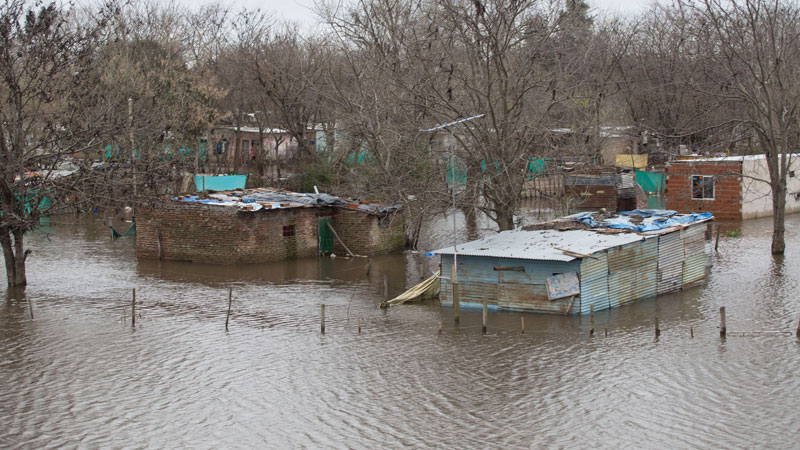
left=2, top=212, right=800, bottom=448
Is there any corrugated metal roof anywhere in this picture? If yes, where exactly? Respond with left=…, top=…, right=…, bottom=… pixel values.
left=171, top=188, right=403, bottom=215
left=431, top=229, right=649, bottom=262
left=672, top=153, right=800, bottom=162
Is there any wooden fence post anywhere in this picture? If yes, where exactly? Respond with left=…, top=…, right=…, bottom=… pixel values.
left=720, top=306, right=726, bottom=338
left=321, top=304, right=326, bottom=334
left=795, top=315, right=799, bottom=339
left=655, top=317, right=661, bottom=338
left=589, top=304, right=595, bottom=336
left=521, top=316, right=525, bottom=334
left=131, top=288, right=136, bottom=327
left=482, top=299, right=488, bottom=335
left=225, top=288, right=232, bottom=331
left=452, top=283, right=460, bottom=325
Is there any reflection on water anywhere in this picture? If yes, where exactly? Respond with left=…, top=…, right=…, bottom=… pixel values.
left=1, top=213, right=800, bottom=448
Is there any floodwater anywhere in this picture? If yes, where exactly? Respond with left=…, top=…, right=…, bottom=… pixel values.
left=2, top=213, right=800, bottom=448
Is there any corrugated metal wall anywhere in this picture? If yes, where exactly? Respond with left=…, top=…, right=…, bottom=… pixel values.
left=439, top=254, right=581, bottom=313
left=633, top=237, right=659, bottom=300
left=440, top=222, right=709, bottom=314
left=682, top=224, right=707, bottom=284
left=607, top=240, right=639, bottom=306
left=657, top=231, right=684, bottom=294
left=580, top=252, right=610, bottom=313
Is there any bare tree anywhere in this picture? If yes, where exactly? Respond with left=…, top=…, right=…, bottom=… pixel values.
left=659, top=0, right=800, bottom=254
left=0, top=1, right=113, bottom=286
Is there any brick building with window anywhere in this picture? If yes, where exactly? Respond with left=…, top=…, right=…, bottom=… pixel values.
left=136, top=188, right=405, bottom=264
left=665, top=154, right=800, bottom=220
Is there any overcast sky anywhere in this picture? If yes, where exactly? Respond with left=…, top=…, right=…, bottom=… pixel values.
left=207, top=0, right=659, bottom=27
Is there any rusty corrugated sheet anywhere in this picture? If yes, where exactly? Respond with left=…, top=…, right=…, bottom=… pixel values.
left=607, top=241, right=639, bottom=306
left=657, top=230, right=684, bottom=294
left=608, top=269, right=635, bottom=305
left=608, top=240, right=640, bottom=273
left=580, top=252, right=610, bottom=313
left=682, top=224, right=707, bottom=284
left=633, top=238, right=658, bottom=300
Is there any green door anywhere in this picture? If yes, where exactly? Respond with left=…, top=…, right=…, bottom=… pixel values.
left=318, top=217, right=334, bottom=255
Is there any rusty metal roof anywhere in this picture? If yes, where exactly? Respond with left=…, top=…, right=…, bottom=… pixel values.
left=432, top=229, right=652, bottom=262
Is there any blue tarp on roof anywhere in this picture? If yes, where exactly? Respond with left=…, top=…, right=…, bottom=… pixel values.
left=565, top=209, right=713, bottom=232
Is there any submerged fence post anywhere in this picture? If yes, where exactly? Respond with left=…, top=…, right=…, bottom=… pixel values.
left=655, top=317, right=661, bottom=338
left=383, top=274, right=389, bottom=301
left=357, top=317, right=361, bottom=335
left=321, top=304, right=326, bottom=334
left=521, top=316, right=525, bottom=334
left=27, top=297, right=33, bottom=320
left=589, top=304, right=595, bottom=336
left=452, top=282, right=460, bottom=325
left=690, top=325, right=694, bottom=338
left=482, top=299, right=488, bottom=335
left=795, top=315, right=800, bottom=339
left=719, top=306, right=726, bottom=338
left=225, top=288, right=232, bottom=331
left=131, top=288, right=136, bottom=327
left=438, top=319, right=442, bottom=335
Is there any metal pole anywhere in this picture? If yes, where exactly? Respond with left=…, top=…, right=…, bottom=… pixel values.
left=451, top=128, right=458, bottom=282
left=421, top=114, right=484, bottom=285
left=128, top=98, right=136, bottom=207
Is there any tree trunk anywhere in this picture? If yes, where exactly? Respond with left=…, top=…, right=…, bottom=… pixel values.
left=496, top=209, right=515, bottom=231
left=771, top=180, right=786, bottom=255
left=1, top=229, right=28, bottom=287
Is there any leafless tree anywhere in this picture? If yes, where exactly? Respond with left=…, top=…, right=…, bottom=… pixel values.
left=0, top=1, right=109, bottom=286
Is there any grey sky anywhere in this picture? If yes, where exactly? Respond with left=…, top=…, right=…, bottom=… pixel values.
left=218, top=0, right=659, bottom=26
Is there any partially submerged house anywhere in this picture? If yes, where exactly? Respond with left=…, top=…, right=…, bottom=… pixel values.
left=665, top=154, right=800, bottom=220
left=136, top=188, right=405, bottom=264
left=431, top=210, right=712, bottom=314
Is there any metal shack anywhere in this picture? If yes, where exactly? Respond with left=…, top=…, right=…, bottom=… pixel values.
left=432, top=210, right=712, bottom=314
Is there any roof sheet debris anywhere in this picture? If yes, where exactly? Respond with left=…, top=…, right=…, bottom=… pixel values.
left=431, top=209, right=713, bottom=262
left=171, top=187, right=403, bottom=215
left=567, top=209, right=712, bottom=232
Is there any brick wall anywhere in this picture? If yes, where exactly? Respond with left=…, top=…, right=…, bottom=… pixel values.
left=332, top=209, right=406, bottom=256
left=137, top=201, right=406, bottom=263
left=665, top=161, right=743, bottom=220
left=137, top=202, right=328, bottom=264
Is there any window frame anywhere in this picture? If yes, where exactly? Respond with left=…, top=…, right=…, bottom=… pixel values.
left=691, top=175, right=715, bottom=200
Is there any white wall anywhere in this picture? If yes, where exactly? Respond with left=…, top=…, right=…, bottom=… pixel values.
left=741, top=156, right=800, bottom=219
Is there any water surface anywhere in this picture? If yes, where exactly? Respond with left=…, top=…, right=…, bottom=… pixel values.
left=2, top=214, right=799, bottom=448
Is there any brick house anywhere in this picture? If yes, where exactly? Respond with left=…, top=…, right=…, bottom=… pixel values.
left=136, top=189, right=405, bottom=264
left=665, top=155, right=800, bottom=220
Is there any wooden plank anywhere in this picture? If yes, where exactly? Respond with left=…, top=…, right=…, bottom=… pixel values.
left=564, top=295, right=576, bottom=315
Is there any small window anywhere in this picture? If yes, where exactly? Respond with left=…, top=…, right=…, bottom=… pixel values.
left=692, top=175, right=715, bottom=200
left=282, top=225, right=295, bottom=237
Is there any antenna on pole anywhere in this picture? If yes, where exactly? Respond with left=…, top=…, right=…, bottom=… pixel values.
left=421, top=114, right=485, bottom=283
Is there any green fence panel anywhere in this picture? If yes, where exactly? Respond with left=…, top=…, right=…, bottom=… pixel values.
left=636, top=170, right=665, bottom=194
